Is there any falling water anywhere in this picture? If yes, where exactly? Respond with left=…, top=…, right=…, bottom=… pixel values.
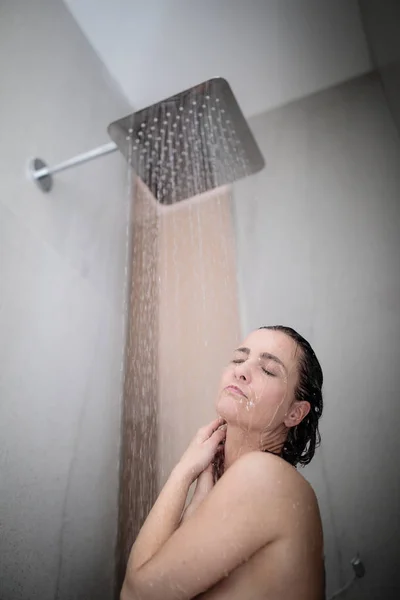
left=115, top=81, right=261, bottom=589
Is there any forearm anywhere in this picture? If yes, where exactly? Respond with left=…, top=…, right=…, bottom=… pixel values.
left=126, top=465, right=192, bottom=573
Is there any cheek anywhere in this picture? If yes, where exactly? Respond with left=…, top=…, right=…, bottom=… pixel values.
left=218, top=366, right=233, bottom=389
left=251, top=374, right=285, bottom=399
left=250, top=376, right=290, bottom=414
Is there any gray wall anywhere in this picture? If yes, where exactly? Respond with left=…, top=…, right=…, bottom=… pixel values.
left=233, top=73, right=400, bottom=599
left=0, top=1, right=131, bottom=599
left=360, top=0, right=400, bottom=137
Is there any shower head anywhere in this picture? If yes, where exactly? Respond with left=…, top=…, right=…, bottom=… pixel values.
left=28, top=78, right=264, bottom=201
left=107, top=77, right=265, bottom=205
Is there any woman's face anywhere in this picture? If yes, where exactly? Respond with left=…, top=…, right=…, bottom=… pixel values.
left=216, top=328, right=303, bottom=432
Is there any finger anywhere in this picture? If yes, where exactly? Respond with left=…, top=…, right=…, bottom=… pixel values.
left=208, top=426, right=227, bottom=448
left=199, top=417, right=225, bottom=440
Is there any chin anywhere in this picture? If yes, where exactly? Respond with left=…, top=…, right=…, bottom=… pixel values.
left=216, top=392, right=255, bottom=427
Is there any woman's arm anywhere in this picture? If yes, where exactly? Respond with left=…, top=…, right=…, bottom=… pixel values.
left=121, top=418, right=226, bottom=597
left=126, top=464, right=192, bottom=572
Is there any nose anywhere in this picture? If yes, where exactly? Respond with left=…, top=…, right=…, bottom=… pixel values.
left=234, top=360, right=251, bottom=382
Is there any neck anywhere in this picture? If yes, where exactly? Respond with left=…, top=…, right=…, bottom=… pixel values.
left=223, top=423, right=288, bottom=471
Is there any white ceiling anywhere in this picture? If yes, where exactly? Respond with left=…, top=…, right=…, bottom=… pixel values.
left=64, top=0, right=372, bottom=118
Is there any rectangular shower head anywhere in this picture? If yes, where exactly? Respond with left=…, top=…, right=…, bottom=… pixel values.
left=107, top=77, right=265, bottom=205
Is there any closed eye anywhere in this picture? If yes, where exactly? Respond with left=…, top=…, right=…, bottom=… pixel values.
left=233, top=359, right=276, bottom=377
left=262, top=367, right=276, bottom=377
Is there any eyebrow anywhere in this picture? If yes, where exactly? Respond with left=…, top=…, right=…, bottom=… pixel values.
left=234, top=347, right=288, bottom=372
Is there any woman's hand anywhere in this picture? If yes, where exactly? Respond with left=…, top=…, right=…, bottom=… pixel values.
left=177, top=417, right=227, bottom=485
left=181, top=440, right=226, bottom=525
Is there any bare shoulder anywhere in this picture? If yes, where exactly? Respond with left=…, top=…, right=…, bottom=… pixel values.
left=226, top=451, right=320, bottom=513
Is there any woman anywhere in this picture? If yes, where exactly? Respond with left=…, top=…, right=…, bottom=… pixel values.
left=121, top=325, right=325, bottom=600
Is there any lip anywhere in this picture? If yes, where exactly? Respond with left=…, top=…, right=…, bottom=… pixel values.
left=224, top=385, right=247, bottom=398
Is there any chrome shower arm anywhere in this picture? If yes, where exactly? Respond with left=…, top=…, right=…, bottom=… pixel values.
left=29, top=141, right=118, bottom=192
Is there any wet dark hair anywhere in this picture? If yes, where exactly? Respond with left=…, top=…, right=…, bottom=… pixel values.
left=259, top=325, right=323, bottom=468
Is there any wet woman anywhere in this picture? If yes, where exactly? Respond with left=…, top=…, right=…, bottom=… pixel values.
left=121, top=325, right=325, bottom=600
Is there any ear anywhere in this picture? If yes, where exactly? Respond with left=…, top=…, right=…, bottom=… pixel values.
left=284, top=401, right=310, bottom=428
